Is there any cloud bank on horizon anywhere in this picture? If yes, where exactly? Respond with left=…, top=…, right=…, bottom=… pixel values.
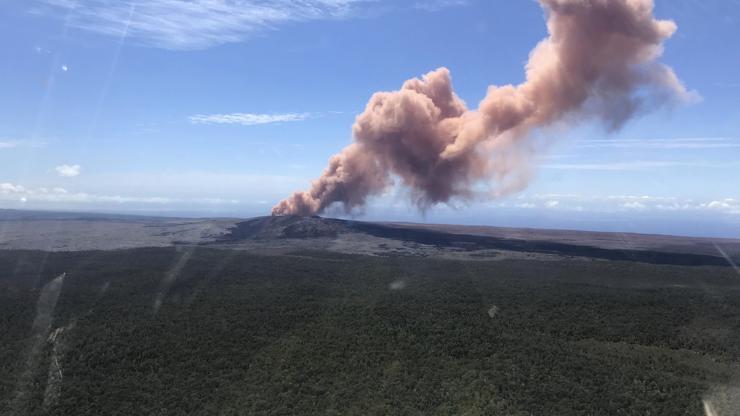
left=272, top=0, right=696, bottom=217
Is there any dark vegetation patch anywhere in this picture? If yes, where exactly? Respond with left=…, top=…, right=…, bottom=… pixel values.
left=1, top=248, right=739, bottom=415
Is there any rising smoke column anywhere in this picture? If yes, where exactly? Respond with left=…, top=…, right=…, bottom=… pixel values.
left=272, top=0, right=693, bottom=216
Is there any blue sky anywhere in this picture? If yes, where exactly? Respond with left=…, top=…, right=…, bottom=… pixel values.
left=1, top=0, right=739, bottom=237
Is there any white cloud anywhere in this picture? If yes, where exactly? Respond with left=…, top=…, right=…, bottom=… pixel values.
left=707, top=201, right=726, bottom=209
left=189, top=112, right=312, bottom=126
left=61, top=65, right=69, bottom=72
left=36, top=0, right=376, bottom=50
left=55, top=164, right=81, bottom=177
left=622, top=201, right=646, bottom=210
left=517, top=193, right=740, bottom=215
left=1, top=183, right=26, bottom=193
left=0, top=182, right=239, bottom=205
left=703, top=199, right=739, bottom=212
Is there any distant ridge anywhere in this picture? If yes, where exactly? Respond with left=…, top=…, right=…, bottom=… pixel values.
left=1, top=209, right=738, bottom=267
left=222, top=216, right=736, bottom=267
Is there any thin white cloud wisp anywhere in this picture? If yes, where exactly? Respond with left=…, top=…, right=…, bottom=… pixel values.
left=55, top=164, right=81, bottom=177
left=37, top=0, right=373, bottom=50
left=188, top=112, right=312, bottom=126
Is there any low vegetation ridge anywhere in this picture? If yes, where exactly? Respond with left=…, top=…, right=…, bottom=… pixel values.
left=2, top=247, right=740, bottom=415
